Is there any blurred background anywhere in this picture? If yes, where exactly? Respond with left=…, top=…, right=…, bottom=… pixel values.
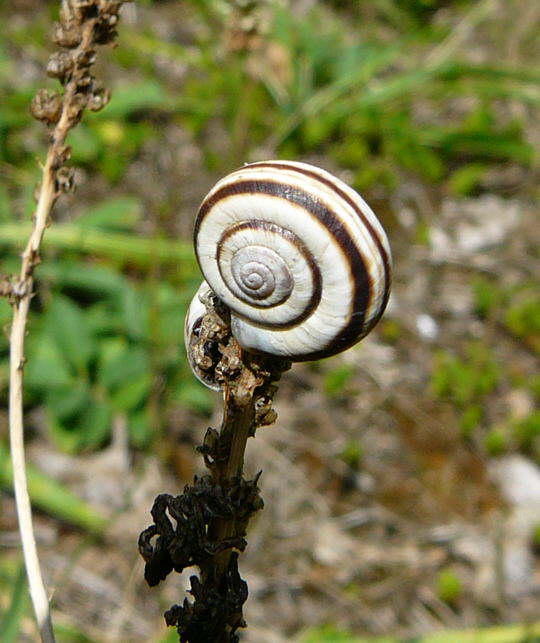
left=0, top=0, right=538, bottom=641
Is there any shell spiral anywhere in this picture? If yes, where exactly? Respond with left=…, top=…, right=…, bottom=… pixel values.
left=193, top=160, right=392, bottom=362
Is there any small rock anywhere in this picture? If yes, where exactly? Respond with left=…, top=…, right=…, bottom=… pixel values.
left=416, top=313, right=439, bottom=340
left=490, top=455, right=540, bottom=508
left=431, top=196, right=521, bottom=261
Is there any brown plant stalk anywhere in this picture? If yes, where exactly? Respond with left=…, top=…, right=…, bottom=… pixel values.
left=139, top=292, right=289, bottom=642
left=4, top=2, right=129, bottom=640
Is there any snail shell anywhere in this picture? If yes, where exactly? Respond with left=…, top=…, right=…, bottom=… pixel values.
left=191, top=160, right=392, bottom=362
left=184, top=281, right=222, bottom=391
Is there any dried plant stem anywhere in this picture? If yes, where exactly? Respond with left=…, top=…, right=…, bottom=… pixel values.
left=8, top=105, right=72, bottom=643
left=5, top=3, right=129, bottom=639
left=139, top=296, right=288, bottom=641
left=206, top=384, right=257, bottom=584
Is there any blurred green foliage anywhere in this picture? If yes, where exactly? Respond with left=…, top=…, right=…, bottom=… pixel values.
left=0, top=444, right=107, bottom=534
left=0, top=198, right=208, bottom=452
left=431, top=341, right=500, bottom=437
left=473, top=277, right=540, bottom=352
left=339, top=440, right=364, bottom=470
left=324, top=363, right=356, bottom=399
left=436, top=567, right=463, bottom=606
left=0, top=565, right=27, bottom=643
left=301, top=621, right=540, bottom=642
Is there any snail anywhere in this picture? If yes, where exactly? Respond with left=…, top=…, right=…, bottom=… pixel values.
left=185, top=160, right=392, bottom=389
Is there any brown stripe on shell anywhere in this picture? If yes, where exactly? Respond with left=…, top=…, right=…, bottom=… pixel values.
left=243, top=161, right=391, bottom=330
left=215, top=220, right=322, bottom=330
left=195, top=179, right=372, bottom=356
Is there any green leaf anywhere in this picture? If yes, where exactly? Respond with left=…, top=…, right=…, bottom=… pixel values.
left=436, top=567, right=463, bottom=605
left=0, top=223, right=195, bottom=272
left=111, top=373, right=151, bottom=412
left=46, top=381, right=93, bottom=423
left=47, top=399, right=112, bottom=453
left=45, top=296, right=96, bottom=374
left=76, top=197, right=143, bottom=232
left=92, top=81, right=169, bottom=120
left=37, top=260, right=126, bottom=299
left=119, top=286, right=148, bottom=340
left=77, top=401, right=113, bottom=450
left=485, top=427, right=508, bottom=457
left=97, top=339, right=149, bottom=389
left=0, top=565, right=28, bottom=643
left=0, top=444, right=107, bottom=535
left=448, top=164, right=488, bottom=196
left=85, top=302, right=121, bottom=336
left=324, top=364, right=355, bottom=398
left=66, top=125, right=101, bottom=164
left=25, top=335, right=74, bottom=392
left=129, top=410, right=153, bottom=448
left=175, top=381, right=214, bottom=414
left=513, top=411, right=540, bottom=454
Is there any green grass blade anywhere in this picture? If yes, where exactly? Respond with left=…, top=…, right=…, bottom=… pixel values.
left=0, top=565, right=28, bottom=643
left=0, top=444, right=108, bottom=536
left=301, top=621, right=540, bottom=642
left=269, top=43, right=405, bottom=145
left=422, top=621, right=540, bottom=642
left=0, top=223, right=195, bottom=272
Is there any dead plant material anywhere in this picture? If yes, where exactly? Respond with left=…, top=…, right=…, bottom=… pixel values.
left=3, top=2, right=130, bottom=640
left=139, top=290, right=290, bottom=642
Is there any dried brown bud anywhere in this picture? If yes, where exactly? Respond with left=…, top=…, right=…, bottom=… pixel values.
left=75, top=49, right=97, bottom=67
left=76, top=72, right=93, bottom=90
left=46, top=51, right=73, bottom=80
left=53, top=22, right=81, bottom=48
left=56, top=166, right=76, bottom=194
left=102, top=13, right=118, bottom=27
left=30, top=89, right=63, bottom=124
left=73, top=0, right=97, bottom=16
left=87, top=87, right=110, bottom=112
left=56, top=145, right=72, bottom=166
left=0, top=277, right=13, bottom=299
left=66, top=93, right=87, bottom=125
left=94, top=26, right=118, bottom=45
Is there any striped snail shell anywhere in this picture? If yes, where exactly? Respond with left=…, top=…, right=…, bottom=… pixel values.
left=184, top=281, right=222, bottom=391
left=189, top=160, right=392, bottom=365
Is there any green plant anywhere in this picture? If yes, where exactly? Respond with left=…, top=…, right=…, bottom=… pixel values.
left=431, top=343, right=499, bottom=408
left=512, top=411, right=540, bottom=458
left=436, top=567, right=463, bottom=606
left=472, top=278, right=540, bottom=353
left=340, top=440, right=364, bottom=470
left=431, top=342, right=499, bottom=441
left=324, top=364, right=356, bottom=399
left=484, top=426, right=508, bottom=457
left=0, top=197, right=210, bottom=453
left=0, top=566, right=28, bottom=643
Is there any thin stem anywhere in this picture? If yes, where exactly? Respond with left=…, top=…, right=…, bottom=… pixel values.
left=207, top=385, right=256, bottom=581
left=9, top=152, right=58, bottom=643
left=221, top=386, right=256, bottom=481
left=6, top=4, right=128, bottom=639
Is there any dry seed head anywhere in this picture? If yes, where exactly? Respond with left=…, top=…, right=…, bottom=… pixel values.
left=56, top=166, right=76, bottom=193
left=87, top=87, right=110, bottom=111
left=75, top=49, right=97, bottom=67
left=66, top=93, right=87, bottom=125
left=56, top=145, right=72, bottom=165
left=53, top=22, right=81, bottom=48
left=30, top=89, right=63, bottom=124
left=46, top=51, right=74, bottom=80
